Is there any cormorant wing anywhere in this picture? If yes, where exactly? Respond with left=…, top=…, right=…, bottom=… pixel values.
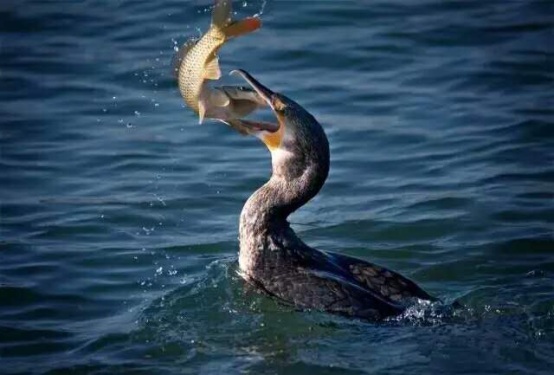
left=324, top=250, right=436, bottom=303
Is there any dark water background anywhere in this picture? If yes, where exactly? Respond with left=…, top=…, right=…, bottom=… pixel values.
left=1, top=0, right=553, bottom=374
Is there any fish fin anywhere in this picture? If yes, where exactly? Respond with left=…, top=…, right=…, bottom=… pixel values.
left=172, top=38, right=198, bottom=79
left=223, top=17, right=261, bottom=38
left=231, top=100, right=261, bottom=118
left=211, top=0, right=260, bottom=37
left=203, top=55, right=221, bottom=80
left=219, top=86, right=267, bottom=106
left=211, top=0, right=232, bottom=28
left=198, top=100, right=207, bottom=124
left=218, top=86, right=266, bottom=117
left=211, top=88, right=230, bottom=107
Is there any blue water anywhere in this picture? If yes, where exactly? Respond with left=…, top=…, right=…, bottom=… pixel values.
left=1, top=1, right=553, bottom=374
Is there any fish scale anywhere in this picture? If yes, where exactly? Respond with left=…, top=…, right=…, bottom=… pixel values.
left=178, top=31, right=225, bottom=114
left=173, top=0, right=263, bottom=125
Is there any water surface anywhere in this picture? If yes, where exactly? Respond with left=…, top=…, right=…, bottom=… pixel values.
left=1, top=0, right=553, bottom=374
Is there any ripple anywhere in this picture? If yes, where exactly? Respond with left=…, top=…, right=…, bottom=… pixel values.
left=1, top=0, right=553, bottom=373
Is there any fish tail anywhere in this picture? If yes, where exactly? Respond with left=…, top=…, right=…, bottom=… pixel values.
left=211, top=0, right=232, bottom=28
left=211, top=0, right=261, bottom=38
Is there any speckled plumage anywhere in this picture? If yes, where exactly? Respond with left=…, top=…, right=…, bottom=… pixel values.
left=236, top=77, right=435, bottom=321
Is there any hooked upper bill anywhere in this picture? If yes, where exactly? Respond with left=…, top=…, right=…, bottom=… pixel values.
left=228, top=69, right=286, bottom=150
left=230, top=70, right=275, bottom=107
left=227, top=70, right=282, bottom=133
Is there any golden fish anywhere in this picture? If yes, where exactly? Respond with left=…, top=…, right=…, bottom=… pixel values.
left=173, top=0, right=264, bottom=125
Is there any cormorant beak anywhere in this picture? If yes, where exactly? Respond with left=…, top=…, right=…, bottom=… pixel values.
left=231, top=69, right=276, bottom=104
left=230, top=69, right=285, bottom=150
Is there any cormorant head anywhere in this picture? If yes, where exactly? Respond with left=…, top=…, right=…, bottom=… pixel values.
left=230, top=69, right=329, bottom=180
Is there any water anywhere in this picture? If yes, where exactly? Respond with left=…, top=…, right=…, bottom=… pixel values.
left=1, top=0, right=553, bottom=373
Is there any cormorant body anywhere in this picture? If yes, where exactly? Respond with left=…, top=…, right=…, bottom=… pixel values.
left=228, top=70, right=435, bottom=320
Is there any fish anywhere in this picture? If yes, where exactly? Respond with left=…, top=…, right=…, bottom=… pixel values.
left=173, top=0, right=266, bottom=126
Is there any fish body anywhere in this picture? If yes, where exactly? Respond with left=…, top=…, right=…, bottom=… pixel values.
left=174, top=0, right=263, bottom=124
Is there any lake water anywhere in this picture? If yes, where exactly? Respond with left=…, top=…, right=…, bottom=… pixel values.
left=1, top=1, right=553, bottom=374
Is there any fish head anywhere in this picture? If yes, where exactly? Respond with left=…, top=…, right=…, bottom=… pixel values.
left=230, top=69, right=329, bottom=178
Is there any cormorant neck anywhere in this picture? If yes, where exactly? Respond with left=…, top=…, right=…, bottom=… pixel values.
left=239, top=146, right=329, bottom=242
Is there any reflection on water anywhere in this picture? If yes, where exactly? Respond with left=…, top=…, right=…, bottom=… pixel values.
left=1, top=0, right=553, bottom=374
